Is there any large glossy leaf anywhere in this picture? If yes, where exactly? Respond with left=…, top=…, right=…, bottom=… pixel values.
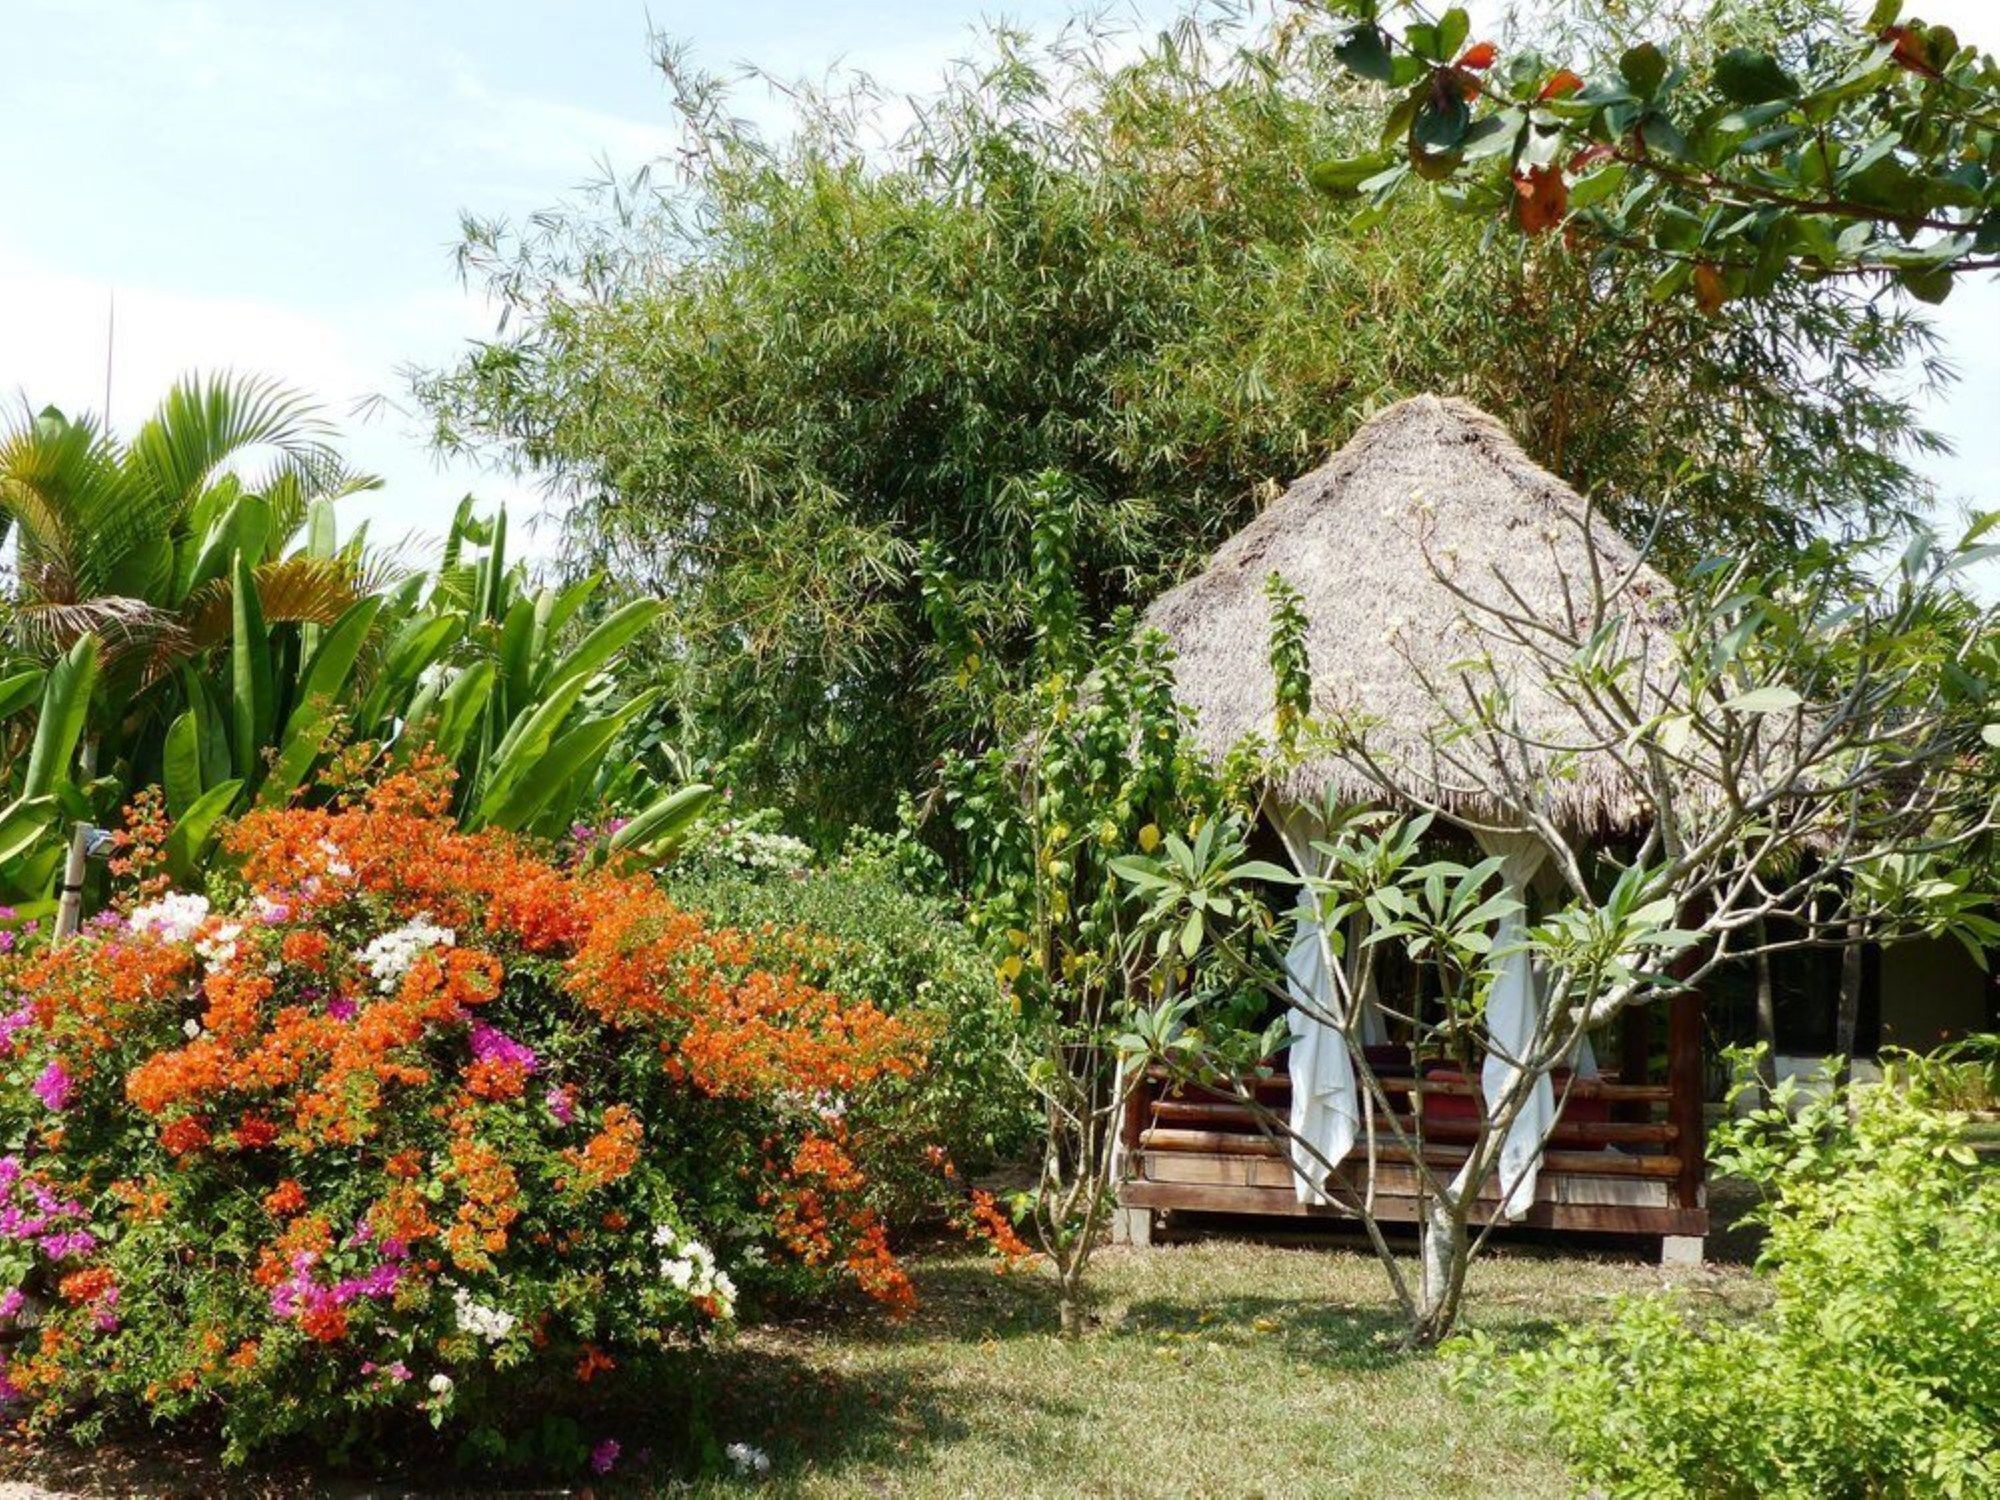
left=429, top=660, right=497, bottom=763
left=163, top=710, right=205, bottom=819
left=229, top=550, right=273, bottom=775
left=479, top=692, right=658, bottom=833
left=0, top=797, right=59, bottom=867
left=469, top=672, right=594, bottom=823
left=0, top=670, right=46, bottom=723
left=24, top=635, right=98, bottom=799
left=354, top=615, right=461, bottom=733
left=165, top=779, right=244, bottom=887
left=609, top=782, right=716, bottom=861
left=540, top=599, right=666, bottom=699
left=288, top=594, right=382, bottom=727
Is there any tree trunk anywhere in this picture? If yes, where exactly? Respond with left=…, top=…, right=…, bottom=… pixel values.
left=1413, top=1195, right=1467, bottom=1348
left=1835, top=920, right=1864, bottom=1086
left=1754, top=923, right=1777, bottom=1106
left=1056, top=1262, right=1089, bottom=1338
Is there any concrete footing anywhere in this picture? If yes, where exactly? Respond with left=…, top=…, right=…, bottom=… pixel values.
left=1660, top=1234, right=1704, bottom=1267
left=1111, top=1206, right=1155, bottom=1247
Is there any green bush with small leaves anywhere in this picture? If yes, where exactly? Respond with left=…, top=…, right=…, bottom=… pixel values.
left=1457, top=1059, right=2000, bottom=1498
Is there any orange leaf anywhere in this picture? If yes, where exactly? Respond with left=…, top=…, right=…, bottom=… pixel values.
left=1512, top=165, right=1569, bottom=235
left=1538, top=69, right=1585, bottom=101
left=1692, top=264, right=1728, bottom=314
left=1457, top=42, right=1498, bottom=71
left=1881, top=25, right=1939, bottom=78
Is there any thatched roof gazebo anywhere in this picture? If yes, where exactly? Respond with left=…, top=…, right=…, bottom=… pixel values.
left=1143, top=393, right=1677, bottom=834
left=1115, top=396, right=1711, bottom=1258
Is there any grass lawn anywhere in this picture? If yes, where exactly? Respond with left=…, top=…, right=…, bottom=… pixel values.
left=0, top=1228, right=1763, bottom=1498
left=665, top=1232, right=1761, bottom=1499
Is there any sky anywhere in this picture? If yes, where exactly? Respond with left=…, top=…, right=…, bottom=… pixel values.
left=2, top=0, right=1994, bottom=564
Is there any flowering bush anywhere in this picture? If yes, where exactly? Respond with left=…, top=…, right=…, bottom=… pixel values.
left=0, top=767, right=940, bottom=1469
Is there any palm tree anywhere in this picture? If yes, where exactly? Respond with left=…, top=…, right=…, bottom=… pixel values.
left=0, top=373, right=382, bottom=922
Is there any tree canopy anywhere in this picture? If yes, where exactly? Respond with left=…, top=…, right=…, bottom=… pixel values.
left=418, top=4, right=1948, bottom=836
left=1314, top=0, right=1996, bottom=302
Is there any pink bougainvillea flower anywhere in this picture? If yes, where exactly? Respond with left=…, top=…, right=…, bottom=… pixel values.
left=32, top=1061, right=74, bottom=1112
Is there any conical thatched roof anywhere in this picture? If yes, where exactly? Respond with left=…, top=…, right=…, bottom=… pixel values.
left=1144, top=395, right=1676, bottom=833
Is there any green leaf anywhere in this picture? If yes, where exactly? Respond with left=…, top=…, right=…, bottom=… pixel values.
left=1898, top=266, right=1953, bottom=304
left=1334, top=24, right=1394, bottom=83
left=1721, top=685, right=1802, bottom=715
left=290, top=595, right=382, bottom=728
left=1436, top=7, right=1469, bottom=61
left=0, top=671, right=44, bottom=723
left=539, top=599, right=667, bottom=700
left=479, top=692, right=658, bottom=833
left=229, top=549, right=273, bottom=776
left=469, top=672, right=595, bottom=821
left=24, top=635, right=98, bottom=800
left=431, top=661, right=498, bottom=763
left=163, top=711, right=205, bottom=820
left=1619, top=42, right=1668, bottom=98
left=1309, top=152, right=1398, bottom=197
left=0, top=798, right=59, bottom=867
left=165, top=779, right=244, bottom=887
left=1713, top=49, right=1797, bottom=105
left=1412, top=89, right=1471, bottom=154
left=608, top=783, right=716, bottom=861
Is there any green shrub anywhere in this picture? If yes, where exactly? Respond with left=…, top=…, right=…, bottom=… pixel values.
left=1457, top=1060, right=2000, bottom=1498
left=669, top=826, right=1034, bottom=1219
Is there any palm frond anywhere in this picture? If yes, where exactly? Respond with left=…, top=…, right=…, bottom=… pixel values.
left=0, top=402, right=166, bottom=600
left=179, top=556, right=367, bottom=649
left=260, top=453, right=385, bottom=548
left=7, top=594, right=186, bottom=663
left=127, top=372, right=342, bottom=521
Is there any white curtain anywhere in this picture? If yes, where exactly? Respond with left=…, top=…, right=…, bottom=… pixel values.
left=1275, top=806, right=1384, bottom=1205
left=1468, top=828, right=1582, bottom=1220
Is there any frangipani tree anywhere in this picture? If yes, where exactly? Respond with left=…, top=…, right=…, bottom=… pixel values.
left=1116, top=515, right=1997, bottom=1346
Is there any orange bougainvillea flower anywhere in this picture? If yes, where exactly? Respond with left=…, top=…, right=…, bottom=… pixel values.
left=58, top=1267, right=116, bottom=1306
left=159, top=1116, right=212, bottom=1156
left=263, top=1179, right=308, bottom=1218
left=562, top=1105, right=642, bottom=1192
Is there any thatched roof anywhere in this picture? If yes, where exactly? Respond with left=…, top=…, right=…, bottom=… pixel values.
left=1144, top=395, right=1677, bottom=833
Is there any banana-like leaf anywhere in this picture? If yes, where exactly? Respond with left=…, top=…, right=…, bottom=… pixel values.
left=165, top=779, right=243, bottom=887
left=354, top=615, right=460, bottom=734
left=0, top=797, right=58, bottom=866
left=430, top=660, right=497, bottom=763
left=24, top=635, right=98, bottom=798
left=497, top=594, right=537, bottom=725
left=287, top=594, right=382, bottom=729
left=230, top=550, right=273, bottom=776
left=479, top=691, right=657, bottom=833
left=468, top=672, right=593, bottom=825
left=0, top=669, right=46, bottom=722
left=163, top=710, right=205, bottom=819
left=540, top=600, right=666, bottom=700
left=179, top=669, right=234, bottom=790
left=608, top=782, right=715, bottom=861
